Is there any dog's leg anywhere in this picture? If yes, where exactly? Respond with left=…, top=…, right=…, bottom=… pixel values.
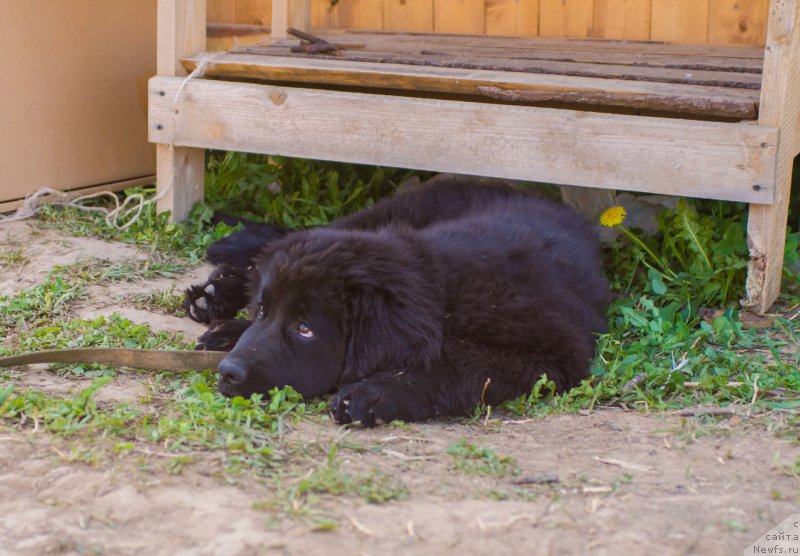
left=329, top=365, right=491, bottom=426
left=206, top=223, right=288, bottom=268
left=183, top=263, right=250, bottom=324
left=184, top=222, right=288, bottom=324
left=194, top=319, right=252, bottom=351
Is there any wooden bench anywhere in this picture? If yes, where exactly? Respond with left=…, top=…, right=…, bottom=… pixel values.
left=149, top=0, right=799, bottom=313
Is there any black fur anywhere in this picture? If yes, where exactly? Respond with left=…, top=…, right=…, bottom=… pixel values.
left=185, top=182, right=609, bottom=425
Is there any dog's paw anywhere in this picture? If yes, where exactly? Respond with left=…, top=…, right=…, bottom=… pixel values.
left=194, top=319, right=252, bottom=351
left=330, top=382, right=386, bottom=427
left=330, top=377, right=430, bottom=427
left=183, top=283, right=216, bottom=324
left=184, top=265, right=251, bottom=324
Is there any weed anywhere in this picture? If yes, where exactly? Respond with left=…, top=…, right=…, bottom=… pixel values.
left=447, top=439, right=518, bottom=477
left=126, top=286, right=185, bottom=317
left=254, top=443, right=408, bottom=525
left=205, top=153, right=420, bottom=226
left=0, top=245, right=28, bottom=267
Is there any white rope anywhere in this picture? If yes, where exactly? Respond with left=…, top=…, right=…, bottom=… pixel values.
left=0, top=50, right=227, bottom=229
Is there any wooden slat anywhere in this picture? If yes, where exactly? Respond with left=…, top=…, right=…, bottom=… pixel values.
left=184, top=52, right=760, bottom=117
left=266, top=32, right=764, bottom=71
left=334, top=0, right=384, bottom=29
left=709, top=0, right=770, bottom=44
left=234, top=0, right=273, bottom=24
left=311, top=0, right=329, bottom=27
left=272, top=0, right=289, bottom=38
left=744, top=0, right=800, bottom=312
left=434, top=0, right=486, bottom=34
left=594, top=0, right=652, bottom=40
left=338, top=29, right=764, bottom=58
left=234, top=47, right=761, bottom=88
left=208, top=0, right=238, bottom=23
left=651, top=0, right=709, bottom=44
left=383, top=0, right=434, bottom=31
left=539, top=0, right=594, bottom=37
left=291, top=0, right=311, bottom=31
left=156, top=0, right=206, bottom=222
left=149, top=76, right=776, bottom=203
left=485, top=0, right=540, bottom=36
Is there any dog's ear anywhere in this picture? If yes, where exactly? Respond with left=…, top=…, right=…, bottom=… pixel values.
left=342, top=265, right=443, bottom=382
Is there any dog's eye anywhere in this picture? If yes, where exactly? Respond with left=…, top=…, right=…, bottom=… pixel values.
left=295, top=322, right=314, bottom=339
left=258, top=304, right=265, bottom=319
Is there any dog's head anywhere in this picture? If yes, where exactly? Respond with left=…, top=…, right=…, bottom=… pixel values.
left=216, top=227, right=444, bottom=398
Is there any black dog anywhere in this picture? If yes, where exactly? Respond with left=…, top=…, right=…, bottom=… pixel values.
left=184, top=181, right=609, bottom=426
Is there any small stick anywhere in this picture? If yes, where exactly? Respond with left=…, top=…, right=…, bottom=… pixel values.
left=684, top=381, right=744, bottom=388
left=622, top=373, right=645, bottom=391
left=349, top=517, right=374, bottom=536
left=287, top=27, right=327, bottom=43
left=513, top=472, right=559, bottom=485
left=677, top=407, right=737, bottom=417
left=593, top=456, right=655, bottom=472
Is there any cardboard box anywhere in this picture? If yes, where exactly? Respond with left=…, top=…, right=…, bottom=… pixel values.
left=0, top=0, right=157, bottom=212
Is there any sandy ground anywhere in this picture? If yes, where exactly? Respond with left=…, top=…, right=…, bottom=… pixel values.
left=1, top=220, right=798, bottom=556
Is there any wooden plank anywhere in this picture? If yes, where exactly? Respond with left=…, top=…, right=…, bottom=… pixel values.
left=234, top=0, right=273, bottom=24
left=709, top=0, right=770, bottom=44
left=744, top=0, right=800, bottom=312
left=272, top=0, right=289, bottom=38
left=651, top=0, right=709, bottom=44
left=230, top=48, right=762, bottom=88
left=338, top=29, right=764, bottom=57
left=291, top=0, right=311, bottom=31
left=156, top=0, right=206, bottom=222
left=434, top=0, right=486, bottom=34
left=539, top=0, right=594, bottom=37
left=208, top=0, right=237, bottom=23
left=485, top=0, right=539, bottom=36
left=311, top=0, right=331, bottom=27
left=333, top=0, right=384, bottom=29
left=149, top=76, right=777, bottom=203
left=265, top=32, right=764, bottom=70
left=184, top=52, right=760, bottom=117
left=594, top=0, right=652, bottom=40
left=384, top=0, right=434, bottom=31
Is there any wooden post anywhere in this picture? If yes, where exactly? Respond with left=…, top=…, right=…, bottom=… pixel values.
left=272, top=0, right=311, bottom=39
left=155, top=0, right=206, bottom=222
left=744, top=0, right=800, bottom=313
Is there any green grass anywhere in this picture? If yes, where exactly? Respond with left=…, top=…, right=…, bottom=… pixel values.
left=0, top=245, right=28, bottom=267
left=447, top=439, right=518, bottom=477
left=126, top=286, right=186, bottom=317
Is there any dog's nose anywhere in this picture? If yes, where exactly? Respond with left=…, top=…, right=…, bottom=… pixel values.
left=218, top=357, right=247, bottom=385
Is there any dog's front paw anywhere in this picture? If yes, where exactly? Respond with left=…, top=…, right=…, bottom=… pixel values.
left=330, top=382, right=383, bottom=427
left=183, top=283, right=216, bottom=323
left=183, top=265, right=248, bottom=324
left=330, top=377, right=431, bottom=427
left=195, top=319, right=252, bottom=351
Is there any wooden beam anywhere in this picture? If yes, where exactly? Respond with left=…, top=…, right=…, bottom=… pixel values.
left=744, top=0, right=800, bottom=312
left=155, top=0, right=206, bottom=222
left=149, top=76, right=777, bottom=203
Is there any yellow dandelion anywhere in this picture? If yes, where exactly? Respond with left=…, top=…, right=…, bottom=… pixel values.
left=599, top=206, right=626, bottom=228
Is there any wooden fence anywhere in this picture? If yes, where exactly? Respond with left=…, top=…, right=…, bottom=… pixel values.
left=208, top=0, right=769, bottom=44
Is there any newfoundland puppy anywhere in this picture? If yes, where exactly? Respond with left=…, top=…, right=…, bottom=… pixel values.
left=184, top=181, right=609, bottom=426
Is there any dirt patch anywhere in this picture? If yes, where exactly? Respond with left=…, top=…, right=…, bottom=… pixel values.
left=0, top=413, right=796, bottom=555
left=1, top=222, right=798, bottom=556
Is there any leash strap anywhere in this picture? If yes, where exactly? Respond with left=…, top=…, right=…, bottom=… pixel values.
left=0, top=348, right=226, bottom=372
